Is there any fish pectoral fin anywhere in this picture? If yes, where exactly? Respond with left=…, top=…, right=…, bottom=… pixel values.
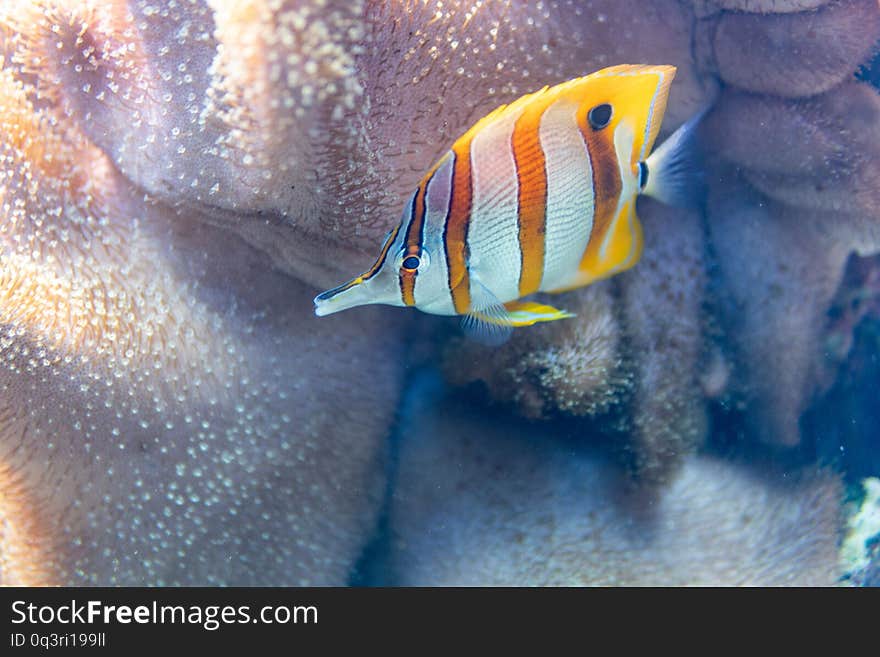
left=461, top=308, right=514, bottom=346
left=502, top=301, right=575, bottom=326
left=461, top=278, right=514, bottom=346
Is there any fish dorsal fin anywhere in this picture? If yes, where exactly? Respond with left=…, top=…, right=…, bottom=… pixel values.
left=461, top=278, right=514, bottom=346
left=453, top=65, right=678, bottom=168
left=453, top=85, right=552, bottom=147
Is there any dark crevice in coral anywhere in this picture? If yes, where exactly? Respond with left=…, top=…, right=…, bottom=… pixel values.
left=704, top=399, right=820, bottom=473
left=348, top=358, right=431, bottom=587
left=347, top=413, right=400, bottom=586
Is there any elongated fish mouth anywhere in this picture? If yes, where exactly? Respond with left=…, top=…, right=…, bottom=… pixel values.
left=315, top=277, right=362, bottom=302
left=315, top=224, right=403, bottom=317
left=314, top=277, right=375, bottom=316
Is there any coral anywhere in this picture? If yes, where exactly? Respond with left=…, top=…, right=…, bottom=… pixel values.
left=615, top=201, right=709, bottom=481
left=0, top=3, right=405, bottom=583
left=696, top=22, right=880, bottom=449
left=706, top=176, right=853, bottom=446
left=2, top=0, right=878, bottom=584
left=708, top=83, right=880, bottom=233
left=443, top=201, right=707, bottom=483
left=443, top=0, right=880, bottom=463
left=442, top=282, right=625, bottom=420
left=840, top=478, right=880, bottom=586
left=709, top=0, right=880, bottom=97
left=383, top=375, right=844, bottom=586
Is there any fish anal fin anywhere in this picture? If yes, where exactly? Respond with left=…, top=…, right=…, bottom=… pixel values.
left=461, top=277, right=514, bottom=345
left=461, top=311, right=513, bottom=346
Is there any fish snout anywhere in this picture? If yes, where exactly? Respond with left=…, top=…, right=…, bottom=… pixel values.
left=314, top=276, right=386, bottom=316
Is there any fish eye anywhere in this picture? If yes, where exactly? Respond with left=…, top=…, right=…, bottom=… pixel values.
left=396, top=249, right=429, bottom=272
left=588, top=103, right=613, bottom=130
left=401, top=255, right=421, bottom=271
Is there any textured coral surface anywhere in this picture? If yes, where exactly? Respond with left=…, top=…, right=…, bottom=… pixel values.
left=382, top=374, right=843, bottom=586
left=1, top=0, right=878, bottom=585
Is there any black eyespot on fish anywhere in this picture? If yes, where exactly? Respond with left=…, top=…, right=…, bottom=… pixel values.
left=638, top=161, right=649, bottom=190
left=588, top=103, right=613, bottom=130
left=402, top=255, right=420, bottom=271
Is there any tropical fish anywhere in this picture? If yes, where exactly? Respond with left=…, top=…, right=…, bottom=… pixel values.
left=314, top=64, right=703, bottom=343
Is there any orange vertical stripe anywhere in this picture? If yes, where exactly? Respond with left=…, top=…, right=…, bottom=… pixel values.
left=512, top=104, right=548, bottom=296
left=400, top=273, right=417, bottom=306
left=400, top=181, right=427, bottom=306
left=444, top=147, right=473, bottom=314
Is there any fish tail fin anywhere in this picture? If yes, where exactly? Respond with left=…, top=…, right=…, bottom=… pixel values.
left=641, top=103, right=711, bottom=208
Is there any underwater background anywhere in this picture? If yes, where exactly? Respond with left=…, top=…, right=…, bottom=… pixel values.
left=0, top=0, right=878, bottom=586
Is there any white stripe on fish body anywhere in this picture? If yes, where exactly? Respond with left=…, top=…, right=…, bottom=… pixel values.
left=538, top=99, right=596, bottom=292
left=416, top=151, right=458, bottom=316
left=394, top=194, right=416, bottom=296
left=598, top=120, right=638, bottom=268
left=465, top=104, right=526, bottom=305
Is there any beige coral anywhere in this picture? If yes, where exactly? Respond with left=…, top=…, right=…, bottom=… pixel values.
left=384, top=381, right=843, bottom=586
left=0, top=3, right=404, bottom=584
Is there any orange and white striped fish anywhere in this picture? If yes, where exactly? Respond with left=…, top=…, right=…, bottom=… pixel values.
left=315, top=64, right=703, bottom=342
